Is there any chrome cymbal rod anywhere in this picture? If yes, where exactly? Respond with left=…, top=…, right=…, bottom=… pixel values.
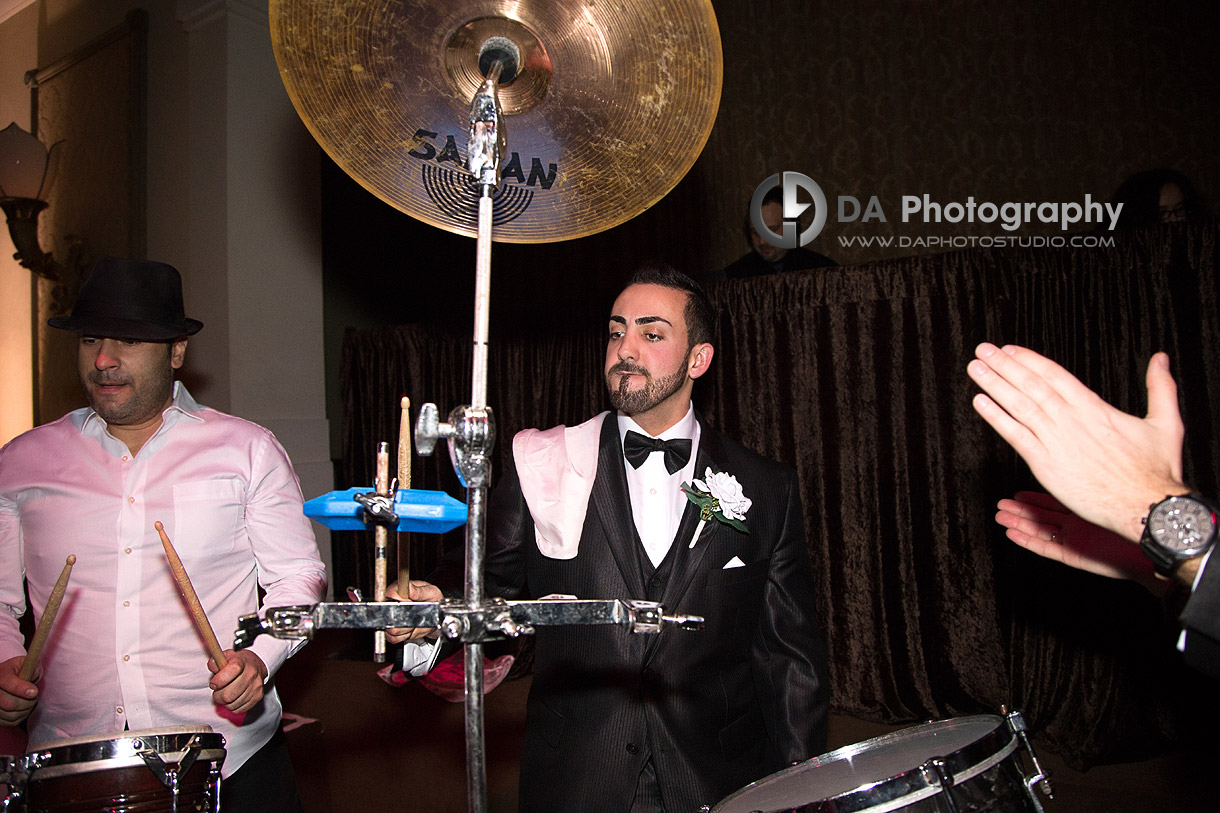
left=460, top=47, right=511, bottom=812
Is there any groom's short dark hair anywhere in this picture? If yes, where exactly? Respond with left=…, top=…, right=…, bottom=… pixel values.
left=625, top=263, right=716, bottom=348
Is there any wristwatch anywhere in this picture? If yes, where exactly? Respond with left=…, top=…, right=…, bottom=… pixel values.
left=1139, top=494, right=1218, bottom=576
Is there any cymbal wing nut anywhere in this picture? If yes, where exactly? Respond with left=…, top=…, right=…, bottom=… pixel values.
left=415, top=403, right=451, bottom=456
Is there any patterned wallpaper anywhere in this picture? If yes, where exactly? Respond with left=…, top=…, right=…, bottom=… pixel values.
left=692, top=0, right=1220, bottom=271
left=324, top=1, right=1220, bottom=327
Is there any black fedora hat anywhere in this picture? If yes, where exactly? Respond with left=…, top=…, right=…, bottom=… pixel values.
left=48, top=257, right=203, bottom=341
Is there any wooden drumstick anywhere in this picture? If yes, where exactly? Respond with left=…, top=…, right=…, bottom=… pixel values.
left=374, top=443, right=390, bottom=662
left=18, top=555, right=75, bottom=682
left=156, top=521, right=228, bottom=669
left=397, top=396, right=411, bottom=591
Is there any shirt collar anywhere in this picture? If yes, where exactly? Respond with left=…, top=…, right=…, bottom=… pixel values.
left=73, top=380, right=205, bottom=438
left=616, top=401, right=697, bottom=443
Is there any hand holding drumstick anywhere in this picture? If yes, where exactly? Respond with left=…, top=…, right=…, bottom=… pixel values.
left=156, top=521, right=269, bottom=714
left=20, top=555, right=75, bottom=681
left=0, top=555, right=75, bottom=724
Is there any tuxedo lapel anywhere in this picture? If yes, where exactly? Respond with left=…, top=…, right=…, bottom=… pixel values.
left=589, top=414, right=648, bottom=597
left=655, top=420, right=725, bottom=631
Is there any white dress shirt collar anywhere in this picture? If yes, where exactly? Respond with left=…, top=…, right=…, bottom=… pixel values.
left=615, top=401, right=699, bottom=446
left=74, top=381, right=205, bottom=450
left=616, top=403, right=700, bottom=567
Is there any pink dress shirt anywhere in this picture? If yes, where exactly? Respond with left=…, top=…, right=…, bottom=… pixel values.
left=0, top=383, right=327, bottom=776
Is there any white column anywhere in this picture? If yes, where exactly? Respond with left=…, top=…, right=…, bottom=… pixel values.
left=177, top=0, right=333, bottom=592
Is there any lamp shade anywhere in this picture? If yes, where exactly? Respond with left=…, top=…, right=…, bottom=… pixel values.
left=0, top=122, right=60, bottom=200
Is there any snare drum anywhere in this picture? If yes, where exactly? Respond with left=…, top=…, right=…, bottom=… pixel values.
left=8, top=726, right=225, bottom=813
left=712, top=713, right=1051, bottom=813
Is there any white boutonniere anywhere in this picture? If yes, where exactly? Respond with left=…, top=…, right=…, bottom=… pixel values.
left=682, top=467, right=751, bottom=547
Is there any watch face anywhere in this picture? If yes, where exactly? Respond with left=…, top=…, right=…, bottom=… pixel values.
left=1148, top=497, right=1217, bottom=556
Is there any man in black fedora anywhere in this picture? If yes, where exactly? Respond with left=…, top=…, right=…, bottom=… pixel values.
left=0, top=257, right=327, bottom=812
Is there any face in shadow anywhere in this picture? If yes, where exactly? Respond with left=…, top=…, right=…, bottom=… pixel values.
left=1159, top=182, right=1187, bottom=223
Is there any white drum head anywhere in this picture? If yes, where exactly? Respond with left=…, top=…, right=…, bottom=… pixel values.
left=713, top=715, right=1007, bottom=813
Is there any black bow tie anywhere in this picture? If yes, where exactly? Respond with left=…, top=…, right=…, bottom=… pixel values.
left=623, top=430, right=692, bottom=474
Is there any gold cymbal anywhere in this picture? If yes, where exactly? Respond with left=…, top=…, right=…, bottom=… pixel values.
left=269, top=0, right=722, bottom=243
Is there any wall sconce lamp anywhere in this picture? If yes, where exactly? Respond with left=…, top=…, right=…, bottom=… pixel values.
left=0, top=121, right=79, bottom=282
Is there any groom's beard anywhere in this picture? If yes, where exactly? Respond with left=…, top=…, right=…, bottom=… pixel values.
left=606, top=359, right=687, bottom=415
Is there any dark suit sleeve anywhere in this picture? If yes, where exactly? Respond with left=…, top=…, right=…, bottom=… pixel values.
left=1180, top=553, right=1220, bottom=677
left=429, top=455, right=533, bottom=600
left=752, top=469, right=831, bottom=761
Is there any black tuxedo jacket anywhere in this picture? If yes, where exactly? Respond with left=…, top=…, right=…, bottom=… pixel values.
left=1181, top=554, right=1220, bottom=677
left=453, top=413, right=829, bottom=812
left=721, top=246, right=837, bottom=279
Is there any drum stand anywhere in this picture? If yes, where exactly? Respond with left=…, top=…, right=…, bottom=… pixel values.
left=235, top=48, right=703, bottom=813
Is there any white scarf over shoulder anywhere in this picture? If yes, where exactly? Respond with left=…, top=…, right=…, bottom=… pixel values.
left=511, top=411, right=610, bottom=559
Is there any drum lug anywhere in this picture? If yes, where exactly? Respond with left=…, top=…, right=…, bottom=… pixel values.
left=2, top=748, right=47, bottom=811
left=138, top=735, right=203, bottom=813
left=1004, top=709, right=1054, bottom=811
left=919, top=757, right=960, bottom=813
left=1, top=768, right=21, bottom=811
left=1, top=754, right=34, bottom=812
left=22, top=751, right=48, bottom=771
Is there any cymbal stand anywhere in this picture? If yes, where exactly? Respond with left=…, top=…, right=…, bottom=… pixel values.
left=440, top=51, right=510, bottom=812
left=235, top=41, right=705, bottom=813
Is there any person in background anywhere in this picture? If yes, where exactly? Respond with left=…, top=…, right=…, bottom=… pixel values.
left=0, top=257, right=328, bottom=812
left=721, top=185, right=837, bottom=279
left=1109, top=168, right=1206, bottom=229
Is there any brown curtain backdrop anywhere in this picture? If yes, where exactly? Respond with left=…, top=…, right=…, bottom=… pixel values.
left=340, top=221, right=1220, bottom=768
left=697, top=0, right=1220, bottom=270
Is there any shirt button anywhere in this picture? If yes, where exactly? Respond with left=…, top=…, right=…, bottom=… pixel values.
left=127, top=496, right=135, bottom=504
left=649, top=488, right=657, bottom=495
left=122, top=654, right=130, bottom=662
left=116, top=707, right=124, bottom=715
left=121, top=455, right=129, bottom=461
left=124, top=548, right=132, bottom=555
left=123, top=600, right=130, bottom=607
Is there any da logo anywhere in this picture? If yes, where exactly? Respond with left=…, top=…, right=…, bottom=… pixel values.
left=749, top=172, right=828, bottom=248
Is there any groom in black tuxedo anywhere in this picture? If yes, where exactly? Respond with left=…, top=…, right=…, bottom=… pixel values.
left=403, top=264, right=829, bottom=812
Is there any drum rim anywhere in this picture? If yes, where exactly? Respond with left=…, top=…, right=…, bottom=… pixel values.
left=27, top=724, right=216, bottom=752
left=23, top=728, right=226, bottom=782
left=27, top=754, right=225, bottom=783
left=712, top=714, right=1017, bottom=813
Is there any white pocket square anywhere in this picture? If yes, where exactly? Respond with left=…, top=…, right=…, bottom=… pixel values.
left=722, top=555, right=746, bottom=569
